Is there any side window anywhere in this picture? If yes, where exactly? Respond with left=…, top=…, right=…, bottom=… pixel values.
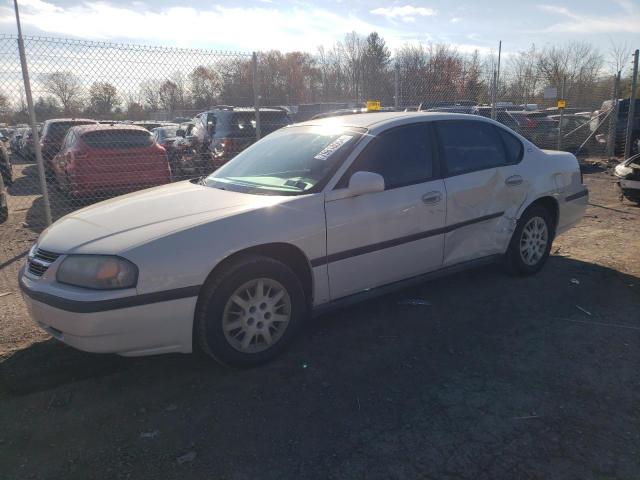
left=496, top=127, right=523, bottom=164
left=339, top=123, right=434, bottom=190
left=436, top=120, right=507, bottom=175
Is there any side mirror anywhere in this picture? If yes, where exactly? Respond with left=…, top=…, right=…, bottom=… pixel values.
left=207, top=120, right=216, bottom=135
left=347, top=171, right=385, bottom=197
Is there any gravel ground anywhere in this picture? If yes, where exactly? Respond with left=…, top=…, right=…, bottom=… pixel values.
left=0, top=159, right=639, bottom=480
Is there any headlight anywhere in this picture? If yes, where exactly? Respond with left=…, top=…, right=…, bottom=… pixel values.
left=57, top=255, right=138, bottom=290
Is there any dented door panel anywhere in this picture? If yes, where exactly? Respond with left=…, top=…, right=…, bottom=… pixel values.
left=443, top=165, right=528, bottom=265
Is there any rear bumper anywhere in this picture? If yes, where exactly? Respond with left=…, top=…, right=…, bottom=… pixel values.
left=557, top=188, right=588, bottom=236
left=19, top=266, right=197, bottom=356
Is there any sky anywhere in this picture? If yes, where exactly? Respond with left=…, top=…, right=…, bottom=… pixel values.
left=0, top=0, right=638, bottom=56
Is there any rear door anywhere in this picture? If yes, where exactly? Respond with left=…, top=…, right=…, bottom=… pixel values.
left=435, top=120, right=528, bottom=266
left=324, top=123, right=446, bottom=299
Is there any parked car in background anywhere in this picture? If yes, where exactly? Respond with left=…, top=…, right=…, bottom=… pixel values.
left=10, top=128, right=25, bottom=155
left=0, top=134, right=12, bottom=185
left=20, top=127, right=41, bottom=161
left=548, top=113, right=593, bottom=153
left=0, top=170, right=7, bottom=223
left=311, top=107, right=397, bottom=120
left=170, top=122, right=199, bottom=178
left=41, top=118, right=98, bottom=176
left=182, top=106, right=292, bottom=171
left=614, top=153, right=640, bottom=202
left=419, top=100, right=477, bottom=112
left=53, top=124, right=171, bottom=198
left=590, top=99, right=640, bottom=155
left=133, top=121, right=169, bottom=132
left=20, top=112, right=587, bottom=366
left=501, top=111, right=559, bottom=149
left=472, top=105, right=526, bottom=118
left=151, top=124, right=181, bottom=177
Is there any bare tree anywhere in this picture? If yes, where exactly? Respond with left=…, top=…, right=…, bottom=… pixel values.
left=608, top=37, right=631, bottom=75
left=88, top=81, right=120, bottom=116
left=41, top=71, right=83, bottom=114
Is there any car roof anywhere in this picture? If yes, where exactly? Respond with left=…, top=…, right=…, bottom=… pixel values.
left=295, top=111, right=496, bottom=130
left=72, top=124, right=152, bottom=134
left=44, top=118, right=96, bottom=124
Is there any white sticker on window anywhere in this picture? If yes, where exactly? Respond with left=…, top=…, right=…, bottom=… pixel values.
left=314, top=135, right=353, bottom=161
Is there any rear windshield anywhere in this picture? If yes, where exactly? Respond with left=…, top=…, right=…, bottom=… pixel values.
left=45, top=121, right=95, bottom=141
left=228, top=112, right=291, bottom=137
left=82, top=130, right=154, bottom=149
left=156, top=127, right=178, bottom=138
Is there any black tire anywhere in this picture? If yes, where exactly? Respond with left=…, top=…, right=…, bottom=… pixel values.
left=195, top=254, right=307, bottom=367
left=505, top=205, right=555, bottom=276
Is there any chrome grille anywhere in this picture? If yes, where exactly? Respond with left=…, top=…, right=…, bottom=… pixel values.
left=27, top=248, right=60, bottom=277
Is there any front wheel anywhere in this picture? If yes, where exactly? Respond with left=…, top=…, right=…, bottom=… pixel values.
left=195, top=254, right=307, bottom=367
left=506, top=206, right=554, bottom=276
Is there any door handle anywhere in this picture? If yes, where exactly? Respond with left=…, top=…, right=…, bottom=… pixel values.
left=422, top=191, right=442, bottom=205
left=505, top=175, right=523, bottom=186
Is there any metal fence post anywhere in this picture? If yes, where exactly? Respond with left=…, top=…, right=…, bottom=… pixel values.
left=13, top=0, right=52, bottom=226
left=607, top=72, right=620, bottom=159
left=394, top=62, right=399, bottom=110
left=557, top=76, right=566, bottom=151
left=252, top=52, right=261, bottom=141
left=491, top=70, right=497, bottom=120
left=624, top=49, right=638, bottom=159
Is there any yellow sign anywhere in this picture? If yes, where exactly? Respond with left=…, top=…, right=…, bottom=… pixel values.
left=366, top=100, right=381, bottom=111
left=557, top=99, right=566, bottom=109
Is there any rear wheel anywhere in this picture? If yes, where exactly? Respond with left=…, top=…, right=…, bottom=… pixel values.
left=195, top=254, right=306, bottom=367
left=506, top=205, right=554, bottom=276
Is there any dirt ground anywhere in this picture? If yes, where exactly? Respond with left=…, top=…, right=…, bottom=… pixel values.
left=0, top=160, right=639, bottom=480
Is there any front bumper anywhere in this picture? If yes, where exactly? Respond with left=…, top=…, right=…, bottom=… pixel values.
left=19, top=265, right=197, bottom=356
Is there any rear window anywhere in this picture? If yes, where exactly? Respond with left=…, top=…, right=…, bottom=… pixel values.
left=228, top=112, right=291, bottom=137
left=81, top=130, right=154, bottom=149
left=45, top=121, right=95, bottom=141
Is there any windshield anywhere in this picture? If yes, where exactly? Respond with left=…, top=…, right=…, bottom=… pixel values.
left=204, top=125, right=365, bottom=195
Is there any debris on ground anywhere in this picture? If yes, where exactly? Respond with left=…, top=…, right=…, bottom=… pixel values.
left=398, top=299, right=432, bottom=306
left=570, top=278, right=580, bottom=285
left=176, top=451, right=197, bottom=465
left=576, top=305, right=592, bottom=316
left=0, top=291, right=12, bottom=298
left=140, top=430, right=160, bottom=439
left=165, top=404, right=178, bottom=412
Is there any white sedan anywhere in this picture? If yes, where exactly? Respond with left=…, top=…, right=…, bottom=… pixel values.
left=19, top=112, right=588, bottom=366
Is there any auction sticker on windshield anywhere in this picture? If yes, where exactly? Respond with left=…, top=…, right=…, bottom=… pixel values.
left=314, top=135, right=354, bottom=161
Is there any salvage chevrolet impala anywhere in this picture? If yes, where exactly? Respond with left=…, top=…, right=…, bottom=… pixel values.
left=19, top=113, right=588, bottom=366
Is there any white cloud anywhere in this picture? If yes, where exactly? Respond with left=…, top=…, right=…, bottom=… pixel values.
left=538, top=4, right=639, bottom=33
left=370, top=5, right=437, bottom=23
left=1, top=0, right=405, bottom=52
left=450, top=17, right=462, bottom=23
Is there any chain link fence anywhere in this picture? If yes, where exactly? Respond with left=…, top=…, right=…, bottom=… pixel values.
left=0, top=34, right=637, bottom=294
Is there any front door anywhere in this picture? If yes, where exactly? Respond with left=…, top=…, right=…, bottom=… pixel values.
left=324, top=123, right=446, bottom=300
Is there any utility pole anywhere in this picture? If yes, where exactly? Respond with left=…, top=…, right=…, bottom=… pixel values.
left=394, top=62, right=399, bottom=110
left=252, top=52, right=261, bottom=141
left=624, top=49, right=638, bottom=159
left=13, top=0, right=51, bottom=225
left=557, top=76, right=566, bottom=150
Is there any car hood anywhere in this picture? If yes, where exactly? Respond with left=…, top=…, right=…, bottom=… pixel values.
left=37, top=180, right=284, bottom=254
